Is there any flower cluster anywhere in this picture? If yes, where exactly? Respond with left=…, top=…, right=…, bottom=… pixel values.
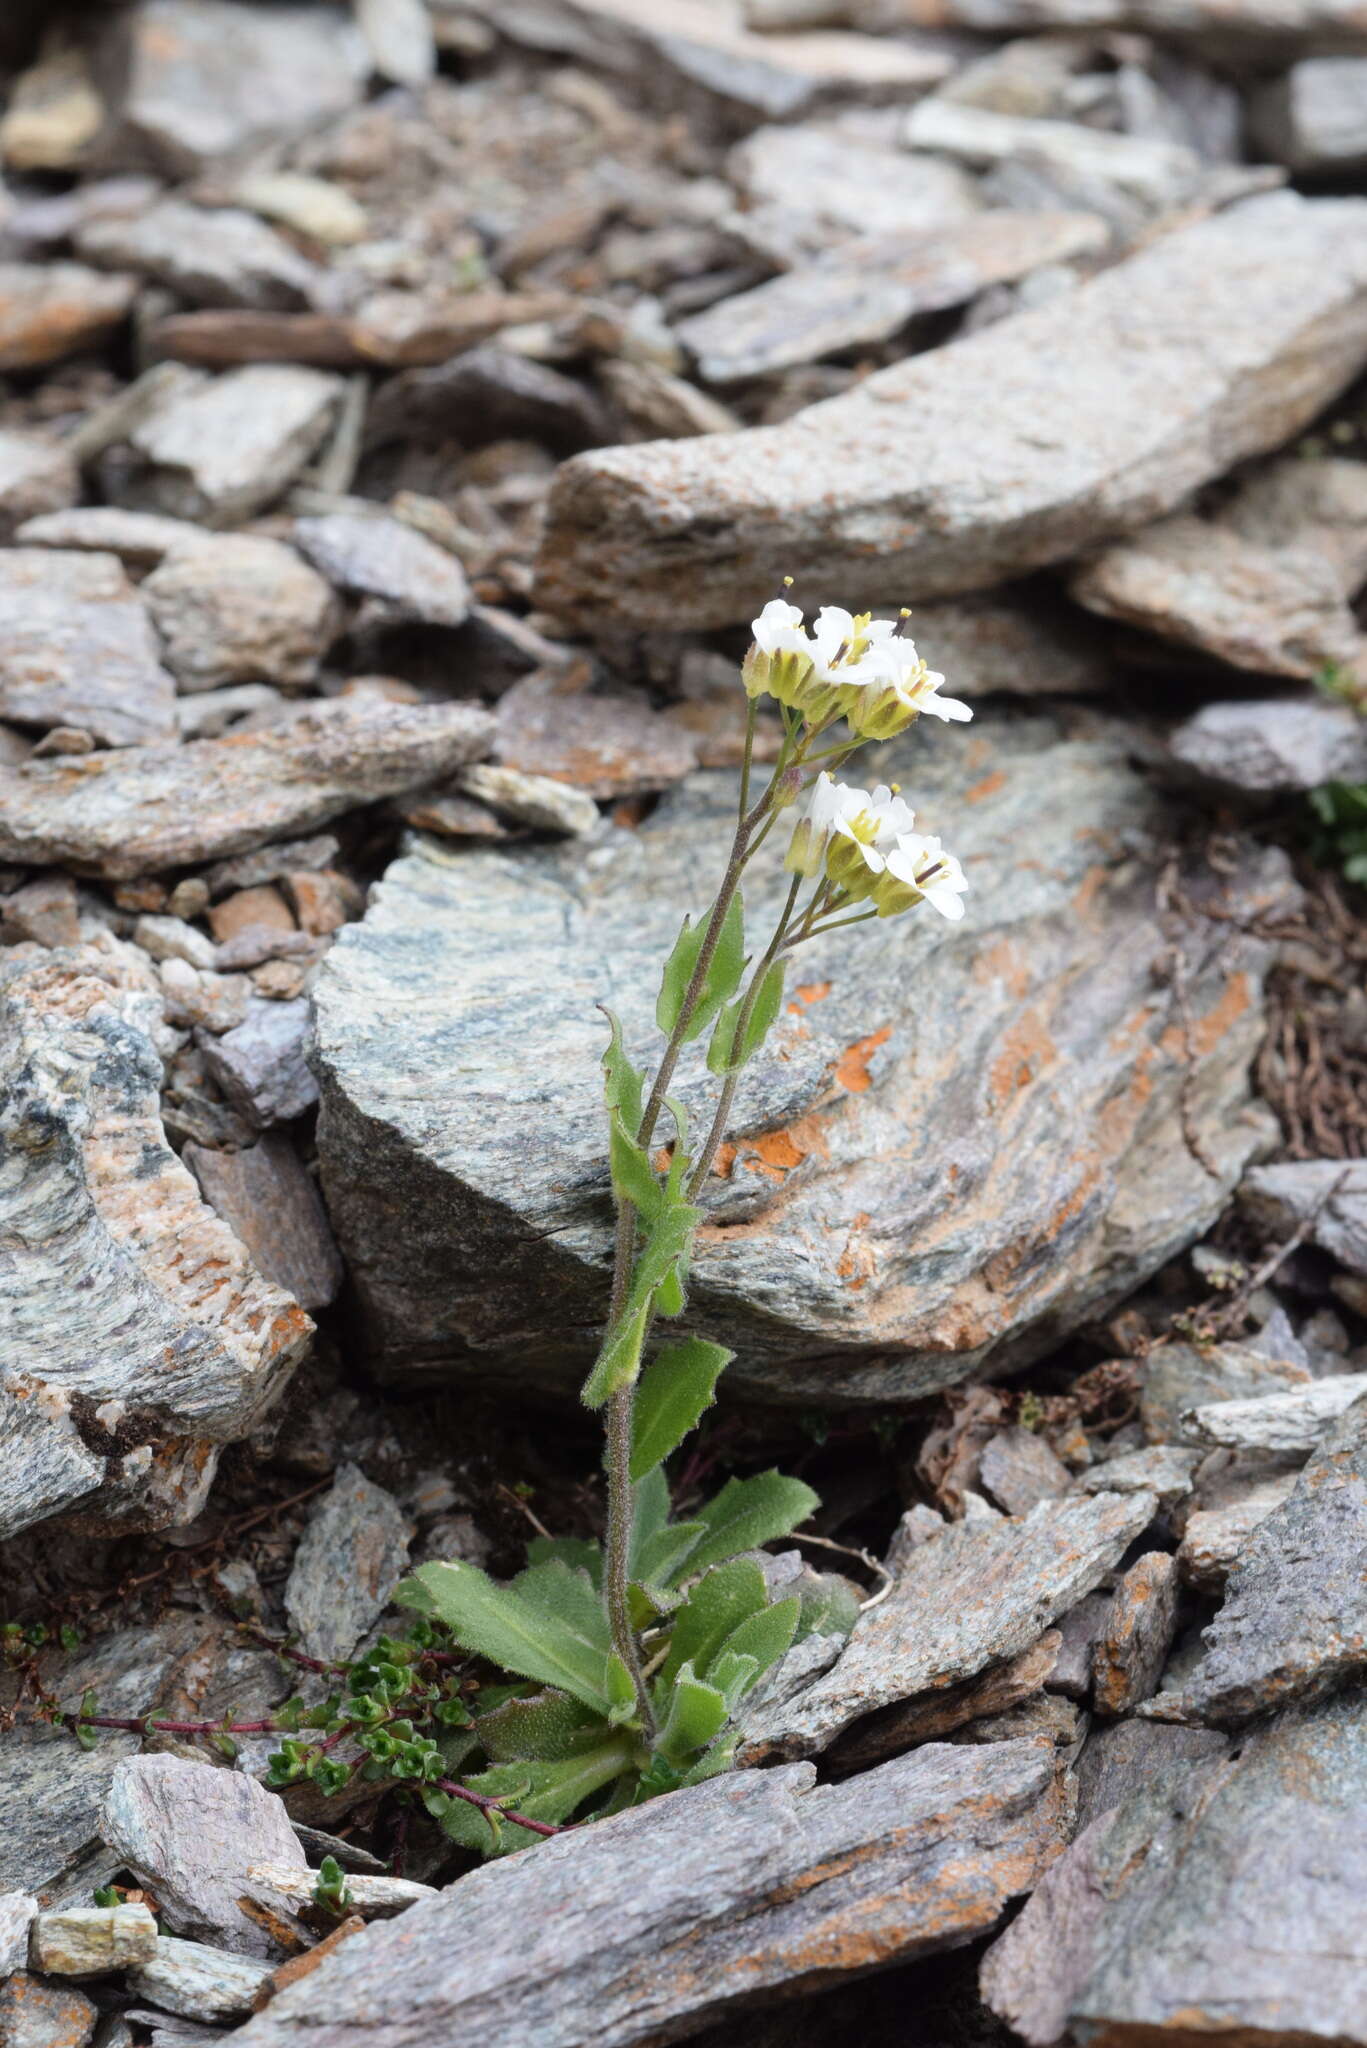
left=745, top=598, right=970, bottom=739
left=786, top=772, right=967, bottom=920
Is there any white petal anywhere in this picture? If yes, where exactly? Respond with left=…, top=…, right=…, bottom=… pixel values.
left=919, top=693, right=974, bottom=722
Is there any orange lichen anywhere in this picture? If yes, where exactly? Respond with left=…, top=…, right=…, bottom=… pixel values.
left=834, top=1026, right=891, bottom=1092
left=790, top=980, right=832, bottom=1009
left=965, top=768, right=1006, bottom=804
left=988, top=1009, right=1058, bottom=1110
left=973, top=938, right=1030, bottom=999
left=1159, top=971, right=1252, bottom=1062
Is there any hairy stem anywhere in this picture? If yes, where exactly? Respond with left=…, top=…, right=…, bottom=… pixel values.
left=686, top=873, right=803, bottom=1200
left=433, top=1778, right=569, bottom=1840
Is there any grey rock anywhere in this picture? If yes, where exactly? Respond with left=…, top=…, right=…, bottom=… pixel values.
left=598, top=359, right=741, bottom=440
left=157, top=959, right=253, bottom=1034
left=143, top=536, right=340, bottom=693
left=978, top=1426, right=1070, bottom=1516
left=893, top=586, right=1114, bottom=698
left=1176, top=1467, right=1300, bottom=1588
left=538, top=193, right=1367, bottom=631
left=1219, top=452, right=1367, bottom=598
left=232, top=173, right=367, bottom=249
left=1091, top=1550, right=1180, bottom=1715
left=96, top=0, right=368, bottom=177
left=1251, top=57, right=1367, bottom=172
left=741, top=1490, right=1155, bottom=1759
left=129, top=1938, right=273, bottom=2023
left=123, top=367, right=344, bottom=525
left=1168, top=697, right=1367, bottom=794
left=134, top=915, right=217, bottom=970
left=1071, top=515, right=1362, bottom=679
left=1141, top=1338, right=1311, bottom=1443
left=0, top=1895, right=36, bottom=1978
left=0, top=696, right=494, bottom=878
left=1241, top=1158, right=1367, bottom=1276
left=14, top=508, right=205, bottom=571
left=677, top=212, right=1106, bottom=383
left=76, top=202, right=319, bottom=313
left=726, top=121, right=981, bottom=261
left=0, top=1975, right=97, bottom=2048
left=492, top=668, right=698, bottom=799
left=903, top=96, right=1202, bottom=215
left=1180, top=1394, right=1367, bottom=1724
left=1182, top=1374, right=1367, bottom=1453
left=184, top=1137, right=343, bottom=1311
left=101, top=1756, right=306, bottom=1960
left=1074, top=1443, right=1201, bottom=1508
left=28, top=1905, right=157, bottom=1977
left=198, top=998, right=317, bottom=1129
left=0, top=432, right=77, bottom=544
left=176, top=686, right=286, bottom=741
left=366, top=346, right=607, bottom=455
left=0, top=943, right=312, bottom=1538
left=292, top=512, right=470, bottom=629
left=858, top=0, right=1367, bottom=50
left=245, top=1864, right=432, bottom=1920
left=452, top=764, right=599, bottom=837
left=225, top=1740, right=1066, bottom=2048
left=205, top=837, right=339, bottom=900
left=2, top=876, right=81, bottom=950
left=829, top=1631, right=1061, bottom=1767
left=284, top=1461, right=411, bottom=1663
left=1073, top=1716, right=1229, bottom=1831
left=353, top=0, right=437, bottom=84
left=1047, top=1590, right=1112, bottom=1700
left=0, top=261, right=134, bottom=372
left=313, top=708, right=1288, bottom=1400
left=0, top=549, right=176, bottom=749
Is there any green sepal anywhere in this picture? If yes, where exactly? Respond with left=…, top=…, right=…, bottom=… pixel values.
left=656, top=892, right=746, bottom=1042
left=707, top=958, right=788, bottom=1076
left=630, top=1337, right=733, bottom=1480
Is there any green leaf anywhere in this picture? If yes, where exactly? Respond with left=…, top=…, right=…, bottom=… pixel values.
left=714, top=1594, right=799, bottom=1693
left=582, top=1199, right=701, bottom=1408
left=707, top=958, right=788, bottom=1076
left=795, top=1572, right=860, bottom=1642
left=475, top=1688, right=604, bottom=1764
left=599, top=1005, right=645, bottom=1140
left=656, top=1662, right=729, bottom=1764
left=395, top=1561, right=612, bottom=1714
left=682, top=1470, right=820, bottom=1579
left=512, top=1560, right=611, bottom=1654
left=524, top=1535, right=602, bottom=1585
left=432, top=1738, right=633, bottom=1858
left=632, top=1520, right=706, bottom=1594
left=661, top=1557, right=769, bottom=1690
left=630, top=1337, right=734, bottom=1481
left=605, top=1653, right=639, bottom=1727
left=656, top=892, right=746, bottom=1043
left=609, top=1111, right=663, bottom=1223
left=707, top=1648, right=760, bottom=1711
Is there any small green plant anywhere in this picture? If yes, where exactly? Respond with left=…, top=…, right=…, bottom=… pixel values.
left=13, top=590, right=970, bottom=1859
left=1308, top=781, right=1367, bottom=884
left=311, top=1856, right=353, bottom=1916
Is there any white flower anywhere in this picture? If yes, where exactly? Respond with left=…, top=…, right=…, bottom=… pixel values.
left=804, top=607, right=901, bottom=689
left=878, top=832, right=969, bottom=920
left=751, top=597, right=810, bottom=663
left=879, top=638, right=973, bottom=725
left=787, top=773, right=917, bottom=893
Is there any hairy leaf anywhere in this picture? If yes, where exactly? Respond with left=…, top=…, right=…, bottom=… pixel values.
left=707, top=958, right=787, bottom=1076
left=524, top=1535, right=602, bottom=1586
left=396, top=1561, right=611, bottom=1713
left=581, top=1199, right=701, bottom=1408
left=661, top=1557, right=769, bottom=1691
left=656, top=1662, right=729, bottom=1764
left=475, top=1690, right=604, bottom=1765
left=599, top=1005, right=644, bottom=1140
left=430, top=1737, right=632, bottom=1858
left=714, top=1594, right=799, bottom=1693
left=630, top=1337, right=733, bottom=1481
left=633, top=1520, right=706, bottom=1594
left=681, top=1470, right=819, bottom=1579
left=609, top=1112, right=663, bottom=1223
left=656, top=892, right=746, bottom=1043
left=512, top=1560, right=611, bottom=1653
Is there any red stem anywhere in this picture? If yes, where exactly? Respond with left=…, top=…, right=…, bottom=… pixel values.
left=434, top=1778, right=568, bottom=1840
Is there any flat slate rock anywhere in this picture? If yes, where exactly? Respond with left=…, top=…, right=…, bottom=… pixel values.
left=0, top=696, right=494, bottom=878
left=0, top=943, right=312, bottom=1538
left=76, top=200, right=320, bottom=314
left=1140, top=1338, right=1311, bottom=1443
left=292, top=511, right=470, bottom=629
left=121, top=366, right=344, bottom=526
left=184, top=1136, right=343, bottom=1311
left=1181, top=1373, right=1367, bottom=1453
left=536, top=193, right=1367, bottom=630
left=1240, top=1157, right=1367, bottom=1275
left=0, top=430, right=78, bottom=543
left=871, top=0, right=1367, bottom=51
left=740, top=1489, right=1155, bottom=1759
left=1167, top=697, right=1367, bottom=795
left=982, top=1688, right=1367, bottom=2047
left=142, top=535, right=339, bottom=693
left=1178, top=1392, right=1367, bottom=1725
left=1251, top=56, right=1367, bottom=172
left=228, top=1739, right=1066, bottom=2048
left=0, top=548, right=177, bottom=748
left=0, top=260, right=134, bottom=371
left=314, top=706, right=1288, bottom=1400
left=283, top=1461, right=410, bottom=1664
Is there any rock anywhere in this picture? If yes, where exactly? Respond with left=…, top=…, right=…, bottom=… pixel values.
left=283, top=871, right=363, bottom=937
left=283, top=1462, right=410, bottom=1663
left=1176, top=1468, right=1299, bottom=1588
left=353, top=0, right=436, bottom=84
left=142, top=537, right=340, bottom=693
left=198, top=998, right=317, bottom=1129
left=134, top=914, right=217, bottom=971
left=1251, top=57, right=1367, bottom=172
left=1073, top=1716, right=1229, bottom=1830
left=0, top=1896, right=36, bottom=1978
left=0, top=697, right=494, bottom=878
left=0, top=263, right=134, bottom=372
left=76, top=202, right=320, bottom=313
left=0, top=42, right=103, bottom=173
left=1178, top=1394, right=1367, bottom=1724
left=209, top=888, right=296, bottom=946
left=451, top=763, right=599, bottom=837
left=536, top=193, right=1367, bottom=631
left=0, top=944, right=312, bottom=1538
left=895, top=587, right=1112, bottom=699
left=742, top=1490, right=1155, bottom=1760
left=1241, top=1159, right=1367, bottom=1276
left=1070, top=516, right=1362, bottom=680
left=96, top=0, right=367, bottom=177
left=830, top=1631, right=1061, bottom=1767
left=177, top=686, right=287, bottom=740
left=224, top=1740, right=1065, bottom=2048
left=129, top=1939, right=273, bottom=2023
left=0, top=433, right=77, bottom=544
left=1219, top=452, right=1367, bottom=597
left=493, top=667, right=698, bottom=797
left=205, top=837, right=338, bottom=899
left=978, top=1427, right=1070, bottom=1517
left=291, top=513, right=469, bottom=629
left=244, top=1865, right=433, bottom=1920
left=122, top=367, right=344, bottom=526
left=313, top=707, right=1288, bottom=1399
left=366, top=346, right=607, bottom=455
left=1182, top=1374, right=1367, bottom=1453
left=234, top=173, right=367, bottom=249
left=677, top=212, right=1107, bottom=383
left=726, top=122, right=981, bottom=260
left=599, top=359, right=740, bottom=439
left=2, top=876, right=81, bottom=949
left=0, top=1976, right=97, bottom=2048
left=857, top=0, right=1367, bottom=50
left=28, top=1907, right=157, bottom=1977
left=1074, top=1443, right=1202, bottom=1508
left=0, top=549, right=176, bottom=751
left=982, top=1688, right=1367, bottom=2048
left=1091, top=1551, right=1179, bottom=1715
left=184, top=1137, right=343, bottom=1310
left=902, top=97, right=1201, bottom=216
left=1141, top=1338, right=1312, bottom=1443
left=101, top=1756, right=306, bottom=1961
left=14, top=509, right=205, bottom=571
left=1047, top=1590, right=1112, bottom=1700
left=158, top=959, right=254, bottom=1035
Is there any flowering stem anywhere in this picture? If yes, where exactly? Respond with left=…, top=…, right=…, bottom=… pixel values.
left=686, top=872, right=803, bottom=1200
